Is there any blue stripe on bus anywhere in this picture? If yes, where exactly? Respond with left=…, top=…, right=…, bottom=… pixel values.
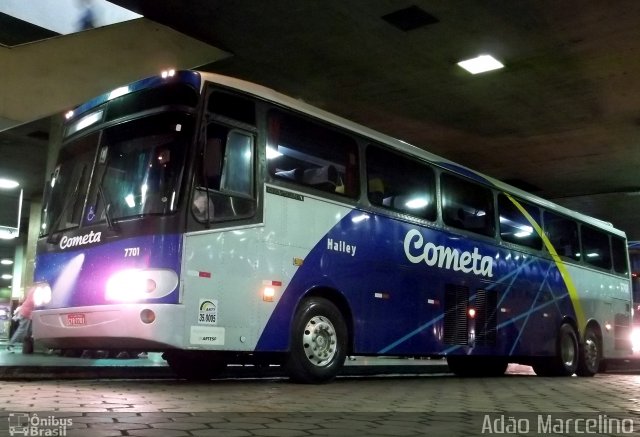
left=256, top=209, right=575, bottom=357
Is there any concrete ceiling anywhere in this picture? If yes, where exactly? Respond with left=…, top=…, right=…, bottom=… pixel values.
left=1, top=1, right=639, bottom=265
left=112, top=0, right=640, bottom=240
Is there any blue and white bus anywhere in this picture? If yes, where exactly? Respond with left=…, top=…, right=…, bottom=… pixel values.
left=32, top=70, right=632, bottom=382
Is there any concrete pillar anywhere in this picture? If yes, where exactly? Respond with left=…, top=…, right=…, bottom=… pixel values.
left=11, top=244, right=23, bottom=299
left=22, top=197, right=42, bottom=290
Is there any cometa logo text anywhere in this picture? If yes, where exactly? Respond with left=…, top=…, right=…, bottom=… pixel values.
left=403, top=229, right=494, bottom=277
left=59, top=231, right=102, bottom=250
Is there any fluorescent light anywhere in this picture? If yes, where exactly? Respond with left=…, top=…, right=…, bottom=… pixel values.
left=125, top=194, right=136, bottom=208
left=0, top=178, right=19, bottom=189
left=0, top=259, right=13, bottom=265
left=266, top=146, right=282, bottom=159
left=457, top=55, right=504, bottom=74
left=0, top=230, right=17, bottom=239
left=1, top=274, right=12, bottom=280
left=405, top=198, right=429, bottom=209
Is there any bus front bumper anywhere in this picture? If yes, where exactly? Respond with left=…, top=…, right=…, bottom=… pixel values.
left=32, top=304, right=185, bottom=350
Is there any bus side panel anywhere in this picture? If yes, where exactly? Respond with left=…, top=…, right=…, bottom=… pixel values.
left=255, top=207, right=589, bottom=358
left=180, top=187, right=354, bottom=351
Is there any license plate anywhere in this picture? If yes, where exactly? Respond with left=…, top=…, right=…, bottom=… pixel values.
left=66, top=313, right=86, bottom=326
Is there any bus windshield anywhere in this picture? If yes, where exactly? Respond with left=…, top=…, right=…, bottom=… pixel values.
left=41, top=112, right=193, bottom=235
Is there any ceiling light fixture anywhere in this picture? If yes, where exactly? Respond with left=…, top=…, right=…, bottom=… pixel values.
left=0, top=178, right=19, bottom=189
left=457, top=55, right=504, bottom=74
left=0, top=259, right=13, bottom=265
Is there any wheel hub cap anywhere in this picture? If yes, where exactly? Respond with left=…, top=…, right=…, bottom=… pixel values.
left=302, top=315, right=337, bottom=367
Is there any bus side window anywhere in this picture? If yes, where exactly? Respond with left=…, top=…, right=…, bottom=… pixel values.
left=497, top=194, right=542, bottom=250
left=192, top=123, right=256, bottom=223
left=611, top=236, right=628, bottom=275
left=365, top=145, right=436, bottom=221
left=543, top=211, right=580, bottom=261
left=267, top=110, right=359, bottom=198
left=441, top=173, right=494, bottom=237
left=581, top=225, right=612, bottom=270
left=220, top=130, right=254, bottom=197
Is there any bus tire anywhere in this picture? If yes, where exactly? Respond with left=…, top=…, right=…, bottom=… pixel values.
left=576, top=326, right=601, bottom=377
left=533, top=323, right=578, bottom=376
left=285, top=297, right=347, bottom=384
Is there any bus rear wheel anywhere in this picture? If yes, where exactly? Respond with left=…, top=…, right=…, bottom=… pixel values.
left=576, top=326, right=601, bottom=377
left=285, top=297, right=347, bottom=384
left=533, top=323, right=579, bottom=376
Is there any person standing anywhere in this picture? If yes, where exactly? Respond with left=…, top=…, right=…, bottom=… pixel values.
left=7, top=286, right=35, bottom=353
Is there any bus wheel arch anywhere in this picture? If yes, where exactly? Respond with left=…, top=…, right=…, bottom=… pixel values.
left=300, top=287, right=354, bottom=353
left=285, top=291, right=350, bottom=383
left=577, top=321, right=603, bottom=377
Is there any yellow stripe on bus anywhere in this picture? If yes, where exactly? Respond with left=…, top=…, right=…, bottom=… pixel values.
left=504, top=193, right=586, bottom=332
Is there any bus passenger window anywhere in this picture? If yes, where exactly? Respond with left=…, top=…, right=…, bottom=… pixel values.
left=441, top=174, right=494, bottom=237
left=497, top=194, right=542, bottom=250
left=267, top=110, right=359, bottom=198
left=365, top=145, right=436, bottom=221
left=543, top=211, right=580, bottom=261
left=611, top=236, right=628, bottom=275
left=581, top=225, right=612, bottom=270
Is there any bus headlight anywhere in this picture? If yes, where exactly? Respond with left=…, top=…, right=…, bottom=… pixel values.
left=33, top=283, right=52, bottom=306
left=105, top=269, right=178, bottom=302
left=631, top=327, right=640, bottom=353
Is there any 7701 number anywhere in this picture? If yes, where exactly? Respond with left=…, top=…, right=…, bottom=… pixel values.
left=124, top=247, right=140, bottom=257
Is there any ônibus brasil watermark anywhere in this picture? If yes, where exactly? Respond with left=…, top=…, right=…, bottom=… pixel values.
left=8, top=413, right=72, bottom=436
left=481, top=413, right=636, bottom=435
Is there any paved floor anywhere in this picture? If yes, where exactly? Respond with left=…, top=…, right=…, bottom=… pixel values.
left=1, top=341, right=640, bottom=436
left=0, top=359, right=640, bottom=436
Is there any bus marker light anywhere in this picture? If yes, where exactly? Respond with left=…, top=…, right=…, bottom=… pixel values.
left=263, top=287, right=275, bottom=302
left=468, top=308, right=476, bottom=318
left=262, top=280, right=282, bottom=301
left=605, top=323, right=612, bottom=331
left=161, top=69, right=176, bottom=78
left=146, top=279, right=157, bottom=293
left=140, top=309, right=156, bottom=324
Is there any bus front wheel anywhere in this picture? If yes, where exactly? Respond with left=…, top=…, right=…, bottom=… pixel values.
left=285, top=297, right=348, bottom=384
